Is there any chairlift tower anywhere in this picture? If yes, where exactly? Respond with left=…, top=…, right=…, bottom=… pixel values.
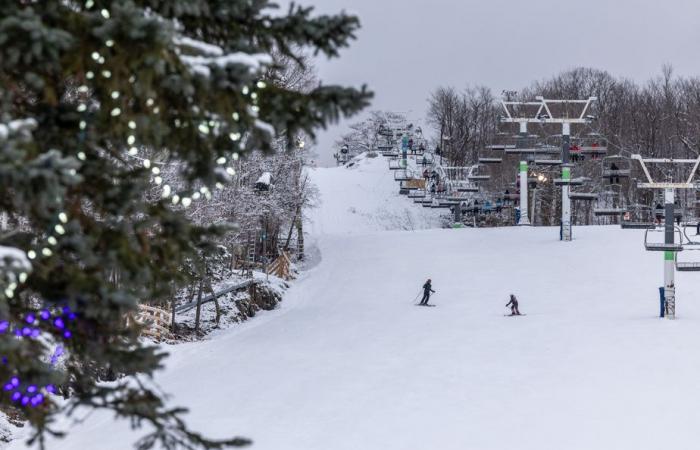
left=632, top=154, right=700, bottom=319
left=500, top=97, right=597, bottom=240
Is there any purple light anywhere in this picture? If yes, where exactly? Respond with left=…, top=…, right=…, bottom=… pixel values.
left=25, top=314, right=35, bottom=324
left=21, top=327, right=31, bottom=337
left=26, top=385, right=37, bottom=394
left=30, top=328, right=41, bottom=338
left=11, top=377, right=20, bottom=387
left=4, top=383, right=13, bottom=391
left=0, top=321, right=9, bottom=333
left=30, top=394, right=43, bottom=407
left=11, top=392, right=21, bottom=402
left=53, top=318, right=65, bottom=330
left=45, top=385, right=56, bottom=394
left=40, top=310, right=50, bottom=320
left=68, top=313, right=77, bottom=321
left=14, top=329, right=21, bottom=337
left=2, top=357, right=8, bottom=365
left=63, top=330, right=72, bottom=339
left=20, top=396, right=29, bottom=406
left=62, top=306, right=71, bottom=315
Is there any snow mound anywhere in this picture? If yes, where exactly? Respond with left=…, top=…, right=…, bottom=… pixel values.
left=307, top=153, right=443, bottom=235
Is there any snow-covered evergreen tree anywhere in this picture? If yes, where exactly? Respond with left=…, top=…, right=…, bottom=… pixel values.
left=0, top=1, right=370, bottom=447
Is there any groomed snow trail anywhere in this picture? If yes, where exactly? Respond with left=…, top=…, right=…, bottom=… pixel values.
left=13, top=155, right=700, bottom=450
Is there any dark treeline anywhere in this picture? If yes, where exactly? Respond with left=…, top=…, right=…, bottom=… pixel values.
left=427, top=66, right=700, bottom=226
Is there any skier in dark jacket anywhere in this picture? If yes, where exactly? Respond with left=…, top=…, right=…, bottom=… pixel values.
left=419, top=279, right=435, bottom=306
left=506, top=294, right=521, bottom=315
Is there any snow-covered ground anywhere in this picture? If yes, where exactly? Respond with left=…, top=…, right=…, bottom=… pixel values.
left=10, top=154, right=700, bottom=450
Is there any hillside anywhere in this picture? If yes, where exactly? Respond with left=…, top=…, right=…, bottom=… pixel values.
left=9, top=154, right=700, bottom=450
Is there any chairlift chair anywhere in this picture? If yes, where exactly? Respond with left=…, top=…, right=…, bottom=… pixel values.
left=644, top=226, right=684, bottom=252
left=601, top=155, right=631, bottom=182
left=388, top=159, right=406, bottom=170
left=394, top=169, right=413, bottom=181
left=569, top=192, right=597, bottom=201
left=579, top=134, right=608, bottom=156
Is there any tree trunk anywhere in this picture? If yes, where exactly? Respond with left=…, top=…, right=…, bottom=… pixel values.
left=194, top=280, right=203, bottom=333
left=205, top=278, right=221, bottom=327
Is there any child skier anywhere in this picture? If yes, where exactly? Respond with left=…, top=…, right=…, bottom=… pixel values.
left=506, top=294, right=521, bottom=316
left=419, top=279, right=435, bottom=306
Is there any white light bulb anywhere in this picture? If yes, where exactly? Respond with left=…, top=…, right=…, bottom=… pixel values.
left=216, top=182, right=224, bottom=190
left=91, top=52, right=100, bottom=61
left=42, top=248, right=52, bottom=257
left=111, top=91, right=120, bottom=99
left=27, top=250, right=37, bottom=260
left=127, top=135, right=136, bottom=145
left=232, top=112, right=239, bottom=121
left=192, top=192, right=201, bottom=200
left=128, top=120, right=136, bottom=129
left=198, top=123, right=209, bottom=134
left=101, top=70, right=111, bottom=78
left=172, top=195, right=180, bottom=205
left=106, top=39, right=114, bottom=47
left=162, top=185, right=171, bottom=197
left=242, top=86, right=249, bottom=95
left=58, top=212, right=68, bottom=223
left=146, top=98, right=154, bottom=107
left=86, top=71, right=94, bottom=79
left=77, top=104, right=87, bottom=112
left=18, top=272, right=28, bottom=283
left=233, top=152, right=239, bottom=161
left=153, top=107, right=160, bottom=114
left=143, top=159, right=151, bottom=169
left=78, top=85, right=89, bottom=93
left=226, top=167, right=235, bottom=176
left=101, top=9, right=110, bottom=18
left=110, top=108, right=121, bottom=116
left=154, top=176, right=163, bottom=185
left=98, top=56, right=105, bottom=64
left=47, top=236, right=58, bottom=246
left=181, top=197, right=192, bottom=207
left=128, top=147, right=138, bottom=156
left=152, top=167, right=160, bottom=175
left=256, top=81, right=266, bottom=89
left=216, top=157, right=226, bottom=165
left=55, top=224, right=66, bottom=235
left=5, top=289, right=13, bottom=299
left=85, top=0, right=94, bottom=8
left=79, top=121, right=87, bottom=130
left=77, top=152, right=86, bottom=161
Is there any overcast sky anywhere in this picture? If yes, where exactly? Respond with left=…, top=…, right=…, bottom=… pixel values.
left=300, top=0, right=700, bottom=165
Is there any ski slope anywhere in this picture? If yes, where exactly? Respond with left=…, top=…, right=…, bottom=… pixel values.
left=11, top=154, right=700, bottom=450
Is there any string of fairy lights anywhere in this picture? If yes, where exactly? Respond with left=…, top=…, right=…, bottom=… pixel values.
left=1, top=1, right=270, bottom=408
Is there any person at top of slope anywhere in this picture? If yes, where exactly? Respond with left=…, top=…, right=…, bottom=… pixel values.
left=419, top=279, right=435, bottom=306
left=506, top=294, right=521, bottom=316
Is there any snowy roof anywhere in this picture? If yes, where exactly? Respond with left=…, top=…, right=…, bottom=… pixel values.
left=256, top=172, right=272, bottom=185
